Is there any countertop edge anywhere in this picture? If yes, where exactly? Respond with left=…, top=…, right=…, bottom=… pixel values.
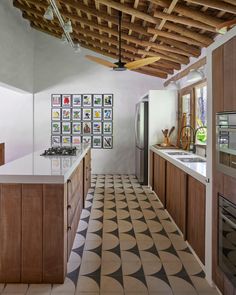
left=0, top=145, right=91, bottom=184
left=150, top=146, right=206, bottom=185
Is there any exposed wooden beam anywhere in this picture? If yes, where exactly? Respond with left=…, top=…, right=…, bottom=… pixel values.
left=185, top=0, right=236, bottom=15
left=147, top=27, right=205, bottom=47
left=17, top=0, right=202, bottom=57
left=149, top=0, right=222, bottom=27
left=154, top=11, right=216, bottom=32
left=20, top=7, right=190, bottom=65
left=164, top=57, right=206, bottom=87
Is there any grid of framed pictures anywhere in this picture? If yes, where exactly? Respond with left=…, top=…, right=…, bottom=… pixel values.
left=51, top=94, right=113, bottom=149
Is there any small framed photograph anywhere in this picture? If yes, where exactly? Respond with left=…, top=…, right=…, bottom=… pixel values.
left=52, top=108, right=61, bottom=121
left=93, top=108, right=102, bottom=121
left=93, top=94, right=102, bottom=107
left=51, top=94, right=61, bottom=107
left=83, top=108, right=92, bottom=120
left=103, top=122, right=112, bottom=134
left=93, top=122, right=102, bottom=134
left=72, top=94, right=82, bottom=107
left=82, top=136, right=91, bottom=145
left=62, top=136, right=71, bottom=146
left=51, top=135, right=61, bottom=146
left=83, top=94, right=92, bottom=107
left=103, top=108, right=113, bottom=120
left=104, top=94, right=113, bottom=106
left=93, top=136, right=102, bottom=148
left=62, top=108, right=71, bottom=121
left=52, top=122, right=61, bottom=134
left=83, top=122, right=92, bottom=134
left=103, top=136, right=113, bottom=149
left=62, top=122, right=71, bottom=134
left=72, top=122, right=81, bottom=134
left=62, top=94, right=71, bottom=107
left=72, top=109, right=81, bottom=120
left=72, top=136, right=81, bottom=146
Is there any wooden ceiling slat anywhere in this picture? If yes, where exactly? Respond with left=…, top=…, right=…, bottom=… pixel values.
left=149, top=0, right=223, bottom=27
left=185, top=0, right=236, bottom=14
left=154, top=11, right=216, bottom=33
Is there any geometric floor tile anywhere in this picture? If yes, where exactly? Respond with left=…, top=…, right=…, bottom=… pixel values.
left=1, top=174, right=218, bottom=295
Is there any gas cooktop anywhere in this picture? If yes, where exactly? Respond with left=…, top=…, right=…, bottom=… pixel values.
left=41, top=147, right=77, bottom=156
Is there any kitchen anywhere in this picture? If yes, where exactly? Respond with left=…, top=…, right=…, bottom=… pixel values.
left=0, top=0, right=236, bottom=294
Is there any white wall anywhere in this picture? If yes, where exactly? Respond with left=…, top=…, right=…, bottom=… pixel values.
left=0, top=86, right=33, bottom=163
left=0, top=0, right=34, bottom=93
left=33, top=32, right=165, bottom=174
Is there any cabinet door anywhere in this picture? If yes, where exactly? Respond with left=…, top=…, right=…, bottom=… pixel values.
left=224, top=36, right=236, bottom=111
left=149, top=150, right=154, bottom=188
left=84, top=149, right=91, bottom=202
left=187, top=176, right=205, bottom=264
left=166, top=162, right=187, bottom=236
left=153, top=153, right=166, bottom=207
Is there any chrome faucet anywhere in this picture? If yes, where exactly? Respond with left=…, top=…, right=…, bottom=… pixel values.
left=179, top=125, right=195, bottom=152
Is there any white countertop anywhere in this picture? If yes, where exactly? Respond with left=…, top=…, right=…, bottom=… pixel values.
left=0, top=144, right=91, bottom=184
left=150, top=146, right=207, bottom=185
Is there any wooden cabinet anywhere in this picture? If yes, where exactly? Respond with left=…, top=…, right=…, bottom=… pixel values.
left=0, top=143, right=5, bottom=166
left=67, top=160, right=84, bottom=258
left=166, top=161, right=187, bottom=236
left=223, top=37, right=236, bottom=111
left=187, top=176, right=206, bottom=264
left=153, top=153, right=166, bottom=207
left=84, top=149, right=91, bottom=202
left=0, top=148, right=91, bottom=284
left=149, top=150, right=154, bottom=188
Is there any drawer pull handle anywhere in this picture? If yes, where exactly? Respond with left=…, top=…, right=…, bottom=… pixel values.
left=68, top=226, right=72, bottom=231
left=67, top=179, right=72, bottom=184
left=67, top=204, right=72, bottom=209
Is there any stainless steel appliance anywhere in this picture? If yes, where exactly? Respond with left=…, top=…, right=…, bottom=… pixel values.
left=219, top=195, right=236, bottom=287
left=41, top=146, right=77, bottom=156
left=135, top=100, right=148, bottom=185
left=216, top=112, right=236, bottom=177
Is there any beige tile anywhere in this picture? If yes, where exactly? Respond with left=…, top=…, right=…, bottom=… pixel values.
left=140, top=251, right=161, bottom=263
left=75, top=292, right=99, bottom=295
left=117, top=220, right=133, bottom=233
left=123, top=276, right=148, bottom=293
left=142, top=259, right=162, bottom=275
left=102, top=233, right=119, bottom=250
left=120, top=238, right=137, bottom=251
left=76, top=276, right=100, bottom=293
left=146, top=276, right=172, bottom=292
left=0, top=284, right=5, bottom=292
left=3, top=284, right=29, bottom=294
left=190, top=276, right=217, bottom=293
left=100, top=276, right=124, bottom=293
left=121, top=251, right=141, bottom=263
left=80, top=259, right=101, bottom=276
left=27, top=284, right=52, bottom=294
left=51, top=278, right=75, bottom=294
left=81, top=251, right=101, bottom=262
left=168, top=276, right=197, bottom=293
left=84, top=238, right=102, bottom=251
left=102, top=250, right=121, bottom=263
left=162, top=260, right=183, bottom=276
left=122, top=260, right=142, bottom=275
left=103, top=220, right=118, bottom=233
left=101, top=259, right=121, bottom=275
left=132, top=220, right=148, bottom=233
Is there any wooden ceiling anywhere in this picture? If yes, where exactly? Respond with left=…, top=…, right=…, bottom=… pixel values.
left=13, top=0, right=236, bottom=79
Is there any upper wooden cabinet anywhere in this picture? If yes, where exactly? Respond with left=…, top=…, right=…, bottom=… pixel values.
left=166, top=161, right=187, bottom=236
left=153, top=153, right=166, bottom=207
left=223, top=37, right=236, bottom=111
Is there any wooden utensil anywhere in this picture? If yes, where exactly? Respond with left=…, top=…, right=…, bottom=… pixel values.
left=169, top=126, right=175, bottom=137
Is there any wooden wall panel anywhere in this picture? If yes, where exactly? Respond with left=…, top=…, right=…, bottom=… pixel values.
left=43, top=184, right=65, bottom=283
left=0, top=184, right=21, bottom=282
left=22, top=184, right=43, bottom=283
left=223, top=37, right=236, bottom=111
left=212, top=44, right=225, bottom=293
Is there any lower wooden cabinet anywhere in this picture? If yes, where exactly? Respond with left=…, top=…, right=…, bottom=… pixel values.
left=0, top=143, right=4, bottom=166
left=187, top=175, right=206, bottom=264
left=166, top=161, right=187, bottom=236
left=153, top=153, right=166, bottom=207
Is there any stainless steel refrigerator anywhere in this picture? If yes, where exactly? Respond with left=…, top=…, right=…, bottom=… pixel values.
left=135, top=100, right=148, bottom=185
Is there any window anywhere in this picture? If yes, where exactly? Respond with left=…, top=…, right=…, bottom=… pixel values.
left=178, top=81, right=207, bottom=144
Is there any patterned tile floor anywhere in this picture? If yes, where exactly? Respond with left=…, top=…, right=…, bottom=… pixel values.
left=0, top=174, right=219, bottom=295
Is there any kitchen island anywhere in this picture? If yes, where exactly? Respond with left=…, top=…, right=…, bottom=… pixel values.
left=0, top=144, right=91, bottom=283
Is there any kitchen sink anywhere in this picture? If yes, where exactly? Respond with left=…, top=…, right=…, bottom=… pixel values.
left=177, top=157, right=206, bottom=163
left=167, top=151, right=189, bottom=156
